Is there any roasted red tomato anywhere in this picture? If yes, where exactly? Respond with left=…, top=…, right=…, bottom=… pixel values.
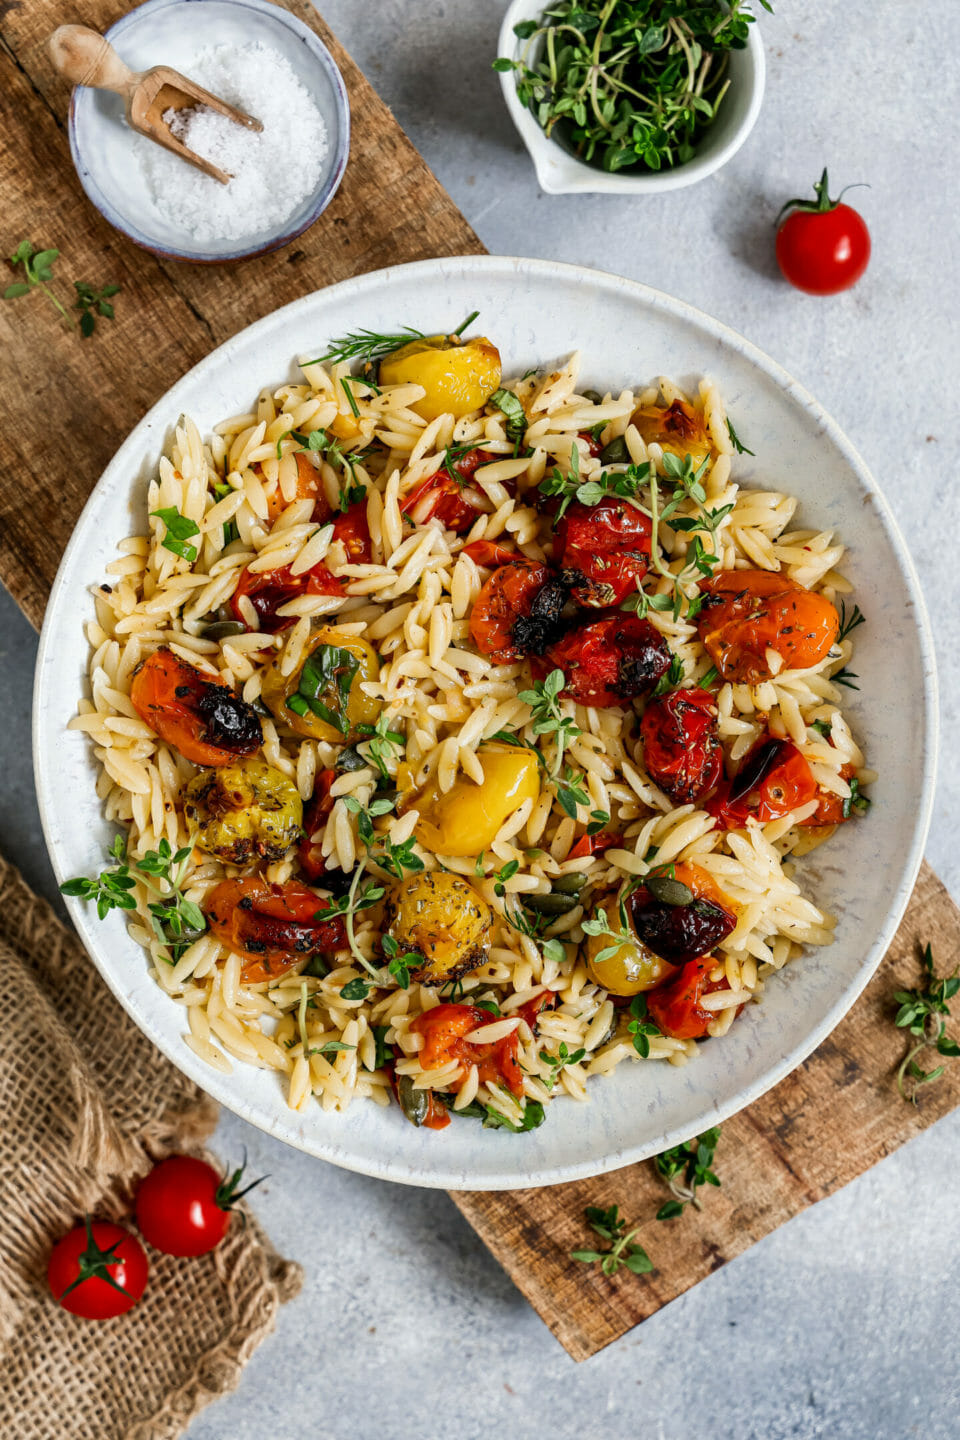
left=297, top=769, right=336, bottom=881
left=568, top=830, right=622, bottom=860
left=469, top=559, right=567, bottom=664
left=801, top=762, right=857, bottom=827
left=205, top=877, right=346, bottom=983
left=628, top=878, right=737, bottom=966
left=708, top=736, right=818, bottom=829
left=411, top=1003, right=524, bottom=1098
left=48, top=1218, right=148, bottom=1320
left=535, top=613, right=671, bottom=708
left=647, top=959, right=730, bottom=1041
left=641, top=687, right=722, bottom=805
left=516, top=990, right=558, bottom=1034
left=329, top=497, right=372, bottom=563
left=578, top=429, right=604, bottom=458
left=697, top=569, right=839, bottom=685
left=135, top=1154, right=261, bottom=1256
left=130, top=647, right=262, bottom=767
left=231, top=559, right=343, bottom=635
left=557, top=498, right=652, bottom=607
left=400, top=447, right=498, bottom=533
left=461, top=539, right=519, bottom=568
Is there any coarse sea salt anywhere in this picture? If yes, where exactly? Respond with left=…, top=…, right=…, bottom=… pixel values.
left=139, top=41, right=329, bottom=245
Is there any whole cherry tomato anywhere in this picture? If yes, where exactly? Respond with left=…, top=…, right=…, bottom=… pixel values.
left=708, top=736, right=817, bottom=829
left=641, top=687, right=722, bottom=805
left=135, top=1153, right=263, bottom=1256
left=697, top=569, right=839, bottom=684
left=130, top=647, right=262, bottom=767
left=400, top=448, right=498, bottom=533
left=557, top=498, right=652, bottom=607
left=48, top=1218, right=148, bottom=1320
left=231, top=558, right=343, bottom=635
left=411, top=1003, right=524, bottom=1098
left=776, top=169, right=871, bottom=296
left=469, top=560, right=566, bottom=664
left=297, top=769, right=337, bottom=880
left=205, top=877, right=346, bottom=983
left=535, top=613, right=671, bottom=708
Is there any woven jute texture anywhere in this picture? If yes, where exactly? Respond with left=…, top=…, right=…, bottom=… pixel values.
left=0, top=854, right=302, bottom=1440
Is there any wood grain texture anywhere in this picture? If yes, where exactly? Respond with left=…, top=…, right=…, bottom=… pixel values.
left=0, top=0, right=483, bottom=629
left=452, top=860, right=960, bottom=1360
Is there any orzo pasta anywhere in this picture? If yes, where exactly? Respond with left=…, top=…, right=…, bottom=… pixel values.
left=65, top=322, right=870, bottom=1134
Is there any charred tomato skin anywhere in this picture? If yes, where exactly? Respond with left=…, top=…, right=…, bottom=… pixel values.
left=627, top=889, right=737, bottom=966
left=130, top=646, right=262, bottom=767
left=640, top=687, right=722, bottom=805
left=557, top=498, right=652, bottom=608
left=469, top=560, right=566, bottom=663
left=536, top=613, right=671, bottom=708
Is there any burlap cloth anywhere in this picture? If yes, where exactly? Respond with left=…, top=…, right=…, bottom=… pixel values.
left=0, top=853, right=302, bottom=1439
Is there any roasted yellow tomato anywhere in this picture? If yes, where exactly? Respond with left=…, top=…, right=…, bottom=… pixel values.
left=631, top=397, right=712, bottom=466
left=584, top=904, right=676, bottom=997
left=183, top=756, right=302, bottom=865
left=413, top=745, right=540, bottom=857
left=385, top=871, right=492, bottom=985
left=379, top=335, right=502, bottom=422
left=261, top=627, right=380, bottom=743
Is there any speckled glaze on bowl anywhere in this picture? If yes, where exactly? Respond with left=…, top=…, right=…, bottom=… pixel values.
left=68, top=0, right=350, bottom=263
left=34, top=257, right=937, bottom=1190
left=498, top=0, right=765, bottom=195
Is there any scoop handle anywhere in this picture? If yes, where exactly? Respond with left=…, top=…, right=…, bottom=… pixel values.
left=48, top=24, right=138, bottom=97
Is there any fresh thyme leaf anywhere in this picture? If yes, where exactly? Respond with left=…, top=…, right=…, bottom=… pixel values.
left=150, top=507, right=200, bottom=563
left=830, top=666, right=860, bottom=690
left=497, top=1, right=772, bottom=176
left=357, top=713, right=405, bottom=781
left=653, top=1126, right=722, bottom=1216
left=518, top=669, right=581, bottom=779
left=652, top=652, right=685, bottom=697
left=340, top=977, right=371, bottom=1001
left=371, top=1025, right=395, bottom=1070
left=627, top=992, right=662, bottom=1058
left=894, top=944, right=959, bottom=1102
left=454, top=1099, right=546, bottom=1132
left=4, top=240, right=74, bottom=328
left=73, top=279, right=120, bottom=337
left=571, top=1204, right=652, bottom=1277
left=726, top=417, right=754, bottom=455
left=61, top=835, right=206, bottom=960
left=539, top=1040, right=586, bottom=1090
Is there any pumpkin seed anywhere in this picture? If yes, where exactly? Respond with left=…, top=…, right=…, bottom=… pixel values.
left=599, top=434, right=630, bottom=465
left=524, top=891, right=579, bottom=916
left=553, top=870, right=589, bottom=895
left=645, top=875, right=693, bottom=907
left=397, top=1074, right=429, bottom=1127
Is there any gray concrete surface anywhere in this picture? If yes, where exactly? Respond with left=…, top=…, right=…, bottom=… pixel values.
left=4, top=2, right=958, bottom=1436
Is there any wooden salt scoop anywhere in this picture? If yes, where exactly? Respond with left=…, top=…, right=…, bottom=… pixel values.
left=48, top=24, right=263, bottom=185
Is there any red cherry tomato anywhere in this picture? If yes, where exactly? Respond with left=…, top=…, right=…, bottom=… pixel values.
left=697, top=569, right=839, bottom=684
left=516, top=989, right=558, bottom=1033
left=557, top=498, right=652, bottom=607
left=135, top=1153, right=263, bottom=1256
left=205, top=877, right=346, bottom=983
left=568, top=830, right=622, bottom=860
left=707, top=736, right=817, bottom=830
left=231, top=558, right=343, bottom=635
left=800, top=762, right=857, bottom=827
left=329, top=498, right=373, bottom=563
left=297, top=769, right=337, bottom=880
left=411, top=1003, right=524, bottom=1098
left=130, top=646, right=262, bottom=767
left=48, top=1218, right=148, bottom=1320
left=534, top=613, right=671, bottom=708
left=641, top=687, right=722, bottom=805
left=469, top=560, right=565, bottom=664
left=776, top=168, right=871, bottom=296
left=400, top=448, right=498, bottom=533
left=461, top=539, right=519, bottom=568
left=647, top=959, right=731, bottom=1041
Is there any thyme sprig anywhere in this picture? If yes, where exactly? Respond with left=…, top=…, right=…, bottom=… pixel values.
left=61, top=836, right=206, bottom=962
left=571, top=1205, right=653, bottom=1277
left=653, top=1125, right=722, bottom=1218
left=894, top=944, right=959, bottom=1102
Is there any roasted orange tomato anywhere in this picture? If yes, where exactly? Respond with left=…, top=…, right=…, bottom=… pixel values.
left=708, top=736, right=817, bottom=829
left=640, top=687, right=722, bottom=805
left=469, top=560, right=566, bottom=664
left=410, top=1003, right=524, bottom=1098
left=696, top=569, right=839, bottom=684
left=130, top=647, right=262, bottom=767
left=205, top=877, right=346, bottom=983
left=534, top=614, right=671, bottom=708
left=557, top=498, right=652, bottom=607
left=462, top=539, right=519, bottom=568
left=568, top=830, right=622, bottom=860
left=647, top=958, right=731, bottom=1040
left=265, top=451, right=323, bottom=523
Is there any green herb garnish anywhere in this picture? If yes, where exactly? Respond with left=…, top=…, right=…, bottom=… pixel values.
left=489, top=387, right=527, bottom=442
left=74, top=279, right=120, bottom=338
left=726, top=417, right=754, bottom=455
left=289, top=645, right=360, bottom=735
left=61, top=836, right=206, bottom=962
left=654, top=1125, right=722, bottom=1218
left=455, top=1099, right=546, bottom=1132
left=571, top=1204, right=653, bottom=1276
left=151, top=507, right=200, bottom=563
left=539, top=1040, right=586, bottom=1089
left=894, top=944, right=959, bottom=1102
left=4, top=241, right=72, bottom=326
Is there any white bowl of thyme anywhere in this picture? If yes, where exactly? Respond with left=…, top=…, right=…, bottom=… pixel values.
left=496, top=0, right=768, bottom=195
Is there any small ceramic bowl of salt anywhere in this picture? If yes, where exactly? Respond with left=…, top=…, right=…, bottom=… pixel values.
left=68, top=0, right=350, bottom=262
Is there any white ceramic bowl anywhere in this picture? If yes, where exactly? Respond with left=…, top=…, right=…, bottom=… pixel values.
left=34, top=257, right=936, bottom=1190
left=68, top=0, right=350, bottom=262
left=498, top=0, right=765, bottom=195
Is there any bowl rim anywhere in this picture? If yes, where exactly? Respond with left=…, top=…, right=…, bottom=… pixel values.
left=33, top=255, right=938, bottom=1190
left=67, top=0, right=351, bottom=263
left=497, top=0, right=766, bottom=194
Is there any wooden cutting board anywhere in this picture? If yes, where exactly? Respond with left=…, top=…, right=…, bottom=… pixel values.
left=2, top=0, right=955, bottom=1368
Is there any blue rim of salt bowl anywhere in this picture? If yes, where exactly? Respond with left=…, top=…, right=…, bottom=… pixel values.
left=67, top=0, right=351, bottom=264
